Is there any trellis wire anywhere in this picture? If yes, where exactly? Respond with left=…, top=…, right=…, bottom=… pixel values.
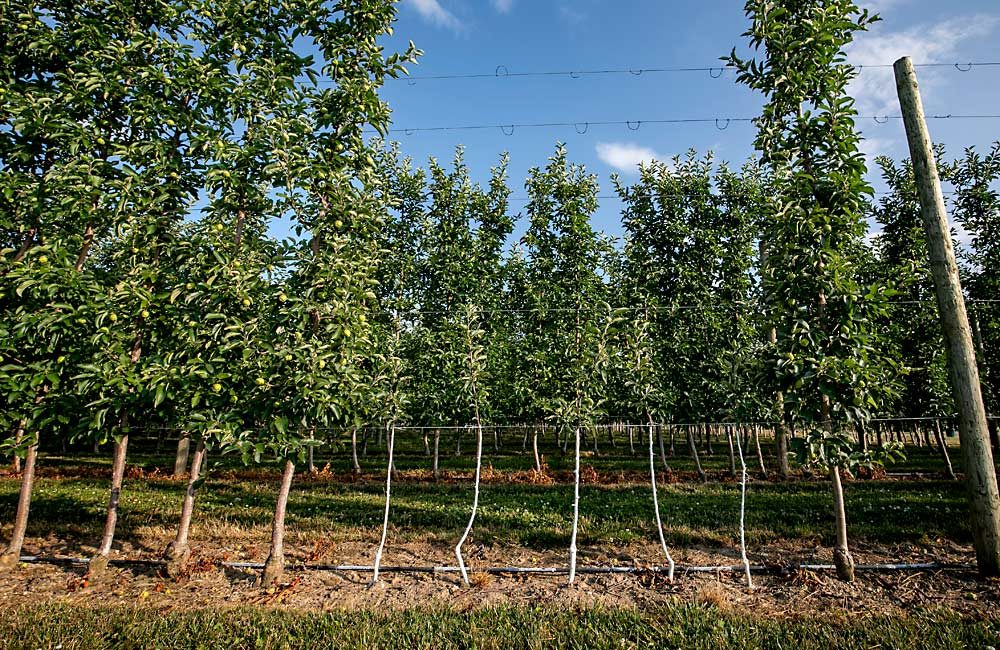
left=371, top=422, right=396, bottom=583
left=379, top=60, right=1000, bottom=83
left=648, top=424, right=675, bottom=581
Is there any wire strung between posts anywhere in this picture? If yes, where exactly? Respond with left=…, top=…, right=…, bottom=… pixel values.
left=506, top=191, right=958, bottom=202
left=369, top=61, right=1000, bottom=84
left=372, top=114, right=1000, bottom=136
left=356, top=297, right=1000, bottom=319
left=733, top=428, right=753, bottom=589
left=371, top=422, right=396, bottom=583
left=648, top=424, right=675, bottom=581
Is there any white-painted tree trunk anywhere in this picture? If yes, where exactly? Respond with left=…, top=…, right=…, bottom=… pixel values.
left=568, top=425, right=582, bottom=584
left=648, top=422, right=675, bottom=581
left=372, top=423, right=396, bottom=583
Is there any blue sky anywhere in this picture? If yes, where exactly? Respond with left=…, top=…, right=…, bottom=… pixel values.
left=374, top=0, right=1000, bottom=238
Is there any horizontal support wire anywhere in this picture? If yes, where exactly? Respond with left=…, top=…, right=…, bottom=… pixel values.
left=72, top=415, right=996, bottom=435
left=16, top=555, right=969, bottom=576
left=360, top=61, right=1000, bottom=84
left=507, top=191, right=957, bottom=201
left=369, top=114, right=1000, bottom=136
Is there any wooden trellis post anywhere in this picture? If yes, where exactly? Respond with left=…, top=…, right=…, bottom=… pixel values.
left=894, top=56, right=1000, bottom=576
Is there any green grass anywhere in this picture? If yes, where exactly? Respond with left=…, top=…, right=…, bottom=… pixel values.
left=0, top=463, right=971, bottom=552
left=0, top=602, right=996, bottom=649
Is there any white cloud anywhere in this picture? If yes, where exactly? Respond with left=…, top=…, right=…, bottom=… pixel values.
left=857, top=134, right=895, bottom=166
left=405, top=0, right=463, bottom=31
left=596, top=142, right=663, bottom=173
left=847, top=16, right=999, bottom=115
left=492, top=0, right=514, bottom=12
left=858, top=0, right=909, bottom=16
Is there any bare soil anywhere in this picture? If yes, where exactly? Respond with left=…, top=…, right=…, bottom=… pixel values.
left=1, top=536, right=997, bottom=619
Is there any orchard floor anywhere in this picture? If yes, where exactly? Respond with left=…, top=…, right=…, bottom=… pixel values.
left=1, top=446, right=999, bottom=648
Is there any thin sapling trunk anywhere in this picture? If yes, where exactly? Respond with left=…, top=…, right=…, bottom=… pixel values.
left=165, top=438, right=207, bottom=577
left=262, top=459, right=296, bottom=587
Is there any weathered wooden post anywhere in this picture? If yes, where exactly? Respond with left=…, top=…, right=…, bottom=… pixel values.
left=894, top=56, right=1000, bottom=576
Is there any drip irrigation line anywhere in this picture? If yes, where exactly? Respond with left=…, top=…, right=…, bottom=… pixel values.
left=372, top=114, right=1000, bottom=137
left=15, top=555, right=972, bottom=576
left=366, top=61, right=1000, bottom=84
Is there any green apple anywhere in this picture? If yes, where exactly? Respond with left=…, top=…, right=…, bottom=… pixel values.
left=140, top=310, right=150, bottom=319
left=212, top=382, right=222, bottom=392
left=242, top=298, right=251, bottom=307
left=56, top=356, right=66, bottom=364
left=37, top=255, right=48, bottom=264
left=255, top=377, right=266, bottom=386
left=108, top=313, right=118, bottom=323
left=213, top=223, right=224, bottom=232
left=278, top=293, right=288, bottom=303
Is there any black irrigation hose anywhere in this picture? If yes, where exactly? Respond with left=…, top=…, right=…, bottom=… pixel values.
left=17, top=555, right=972, bottom=576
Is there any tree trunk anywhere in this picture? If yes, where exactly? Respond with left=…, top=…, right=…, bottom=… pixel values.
left=91, top=434, right=129, bottom=573
left=568, top=425, right=582, bottom=584
left=165, top=439, right=206, bottom=576
left=657, top=425, right=670, bottom=473
left=0, top=432, right=39, bottom=571
left=262, top=459, right=296, bottom=587
left=173, top=434, right=191, bottom=478
left=532, top=429, right=542, bottom=473
left=830, top=465, right=856, bottom=581
left=725, top=425, right=737, bottom=478
left=934, top=418, right=956, bottom=480
left=351, top=428, right=361, bottom=474
left=753, top=425, right=767, bottom=478
left=433, top=430, right=441, bottom=480
left=688, top=427, right=706, bottom=482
